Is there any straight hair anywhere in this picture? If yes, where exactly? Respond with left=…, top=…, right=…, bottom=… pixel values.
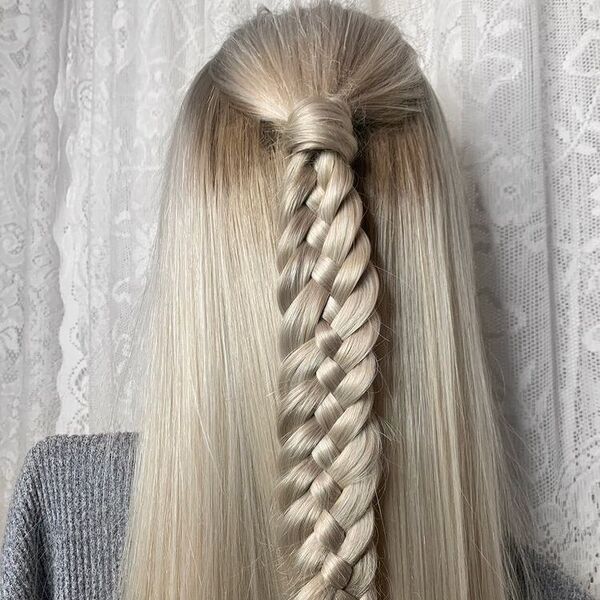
left=117, top=2, right=535, bottom=598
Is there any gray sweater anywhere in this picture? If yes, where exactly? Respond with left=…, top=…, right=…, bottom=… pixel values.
left=0, top=432, right=593, bottom=599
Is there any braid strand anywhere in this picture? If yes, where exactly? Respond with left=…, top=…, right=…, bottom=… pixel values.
left=276, top=96, right=382, bottom=600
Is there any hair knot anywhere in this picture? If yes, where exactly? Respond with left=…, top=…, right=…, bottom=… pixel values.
left=283, top=96, right=357, bottom=162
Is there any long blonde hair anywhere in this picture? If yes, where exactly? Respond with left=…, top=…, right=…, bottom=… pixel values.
left=118, top=2, right=533, bottom=598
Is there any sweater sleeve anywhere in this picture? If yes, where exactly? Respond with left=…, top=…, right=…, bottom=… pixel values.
left=530, top=551, right=592, bottom=600
left=511, top=541, right=593, bottom=600
left=1, top=432, right=136, bottom=600
left=0, top=440, right=50, bottom=600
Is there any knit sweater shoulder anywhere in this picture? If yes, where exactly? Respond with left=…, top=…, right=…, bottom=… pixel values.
left=0, top=432, right=592, bottom=600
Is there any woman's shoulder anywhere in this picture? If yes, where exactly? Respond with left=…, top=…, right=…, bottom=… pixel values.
left=6, top=430, right=139, bottom=510
left=10, top=431, right=139, bottom=504
left=512, top=543, right=592, bottom=599
left=4, top=431, right=139, bottom=512
left=24, top=430, right=138, bottom=464
left=1, top=431, right=139, bottom=599
left=10, top=430, right=139, bottom=528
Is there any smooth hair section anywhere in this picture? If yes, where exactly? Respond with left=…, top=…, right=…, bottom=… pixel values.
left=118, top=2, right=532, bottom=599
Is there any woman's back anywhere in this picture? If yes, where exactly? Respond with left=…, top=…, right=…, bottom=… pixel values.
left=0, top=433, right=590, bottom=599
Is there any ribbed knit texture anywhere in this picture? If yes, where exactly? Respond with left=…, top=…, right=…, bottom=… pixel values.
left=0, top=432, right=592, bottom=599
left=0, top=433, right=136, bottom=599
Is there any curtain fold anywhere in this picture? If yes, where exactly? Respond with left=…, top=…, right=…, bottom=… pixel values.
left=1, top=0, right=598, bottom=595
left=1, top=0, right=63, bottom=517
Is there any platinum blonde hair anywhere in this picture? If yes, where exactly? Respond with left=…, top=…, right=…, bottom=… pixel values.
left=118, top=2, right=535, bottom=598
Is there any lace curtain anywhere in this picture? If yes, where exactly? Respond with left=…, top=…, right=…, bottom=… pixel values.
left=1, top=0, right=599, bottom=594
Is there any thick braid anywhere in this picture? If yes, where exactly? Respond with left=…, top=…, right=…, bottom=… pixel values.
left=276, top=96, right=382, bottom=600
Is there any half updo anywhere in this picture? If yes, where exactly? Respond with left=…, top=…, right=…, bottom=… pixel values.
left=118, top=3, right=533, bottom=600
left=208, top=12, right=426, bottom=592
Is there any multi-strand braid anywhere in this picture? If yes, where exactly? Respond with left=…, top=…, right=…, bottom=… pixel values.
left=276, top=95, right=382, bottom=600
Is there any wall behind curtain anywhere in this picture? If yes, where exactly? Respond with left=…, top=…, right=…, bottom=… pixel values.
left=1, top=0, right=599, bottom=595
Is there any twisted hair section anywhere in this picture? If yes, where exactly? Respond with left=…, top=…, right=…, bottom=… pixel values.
left=276, top=96, right=382, bottom=598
